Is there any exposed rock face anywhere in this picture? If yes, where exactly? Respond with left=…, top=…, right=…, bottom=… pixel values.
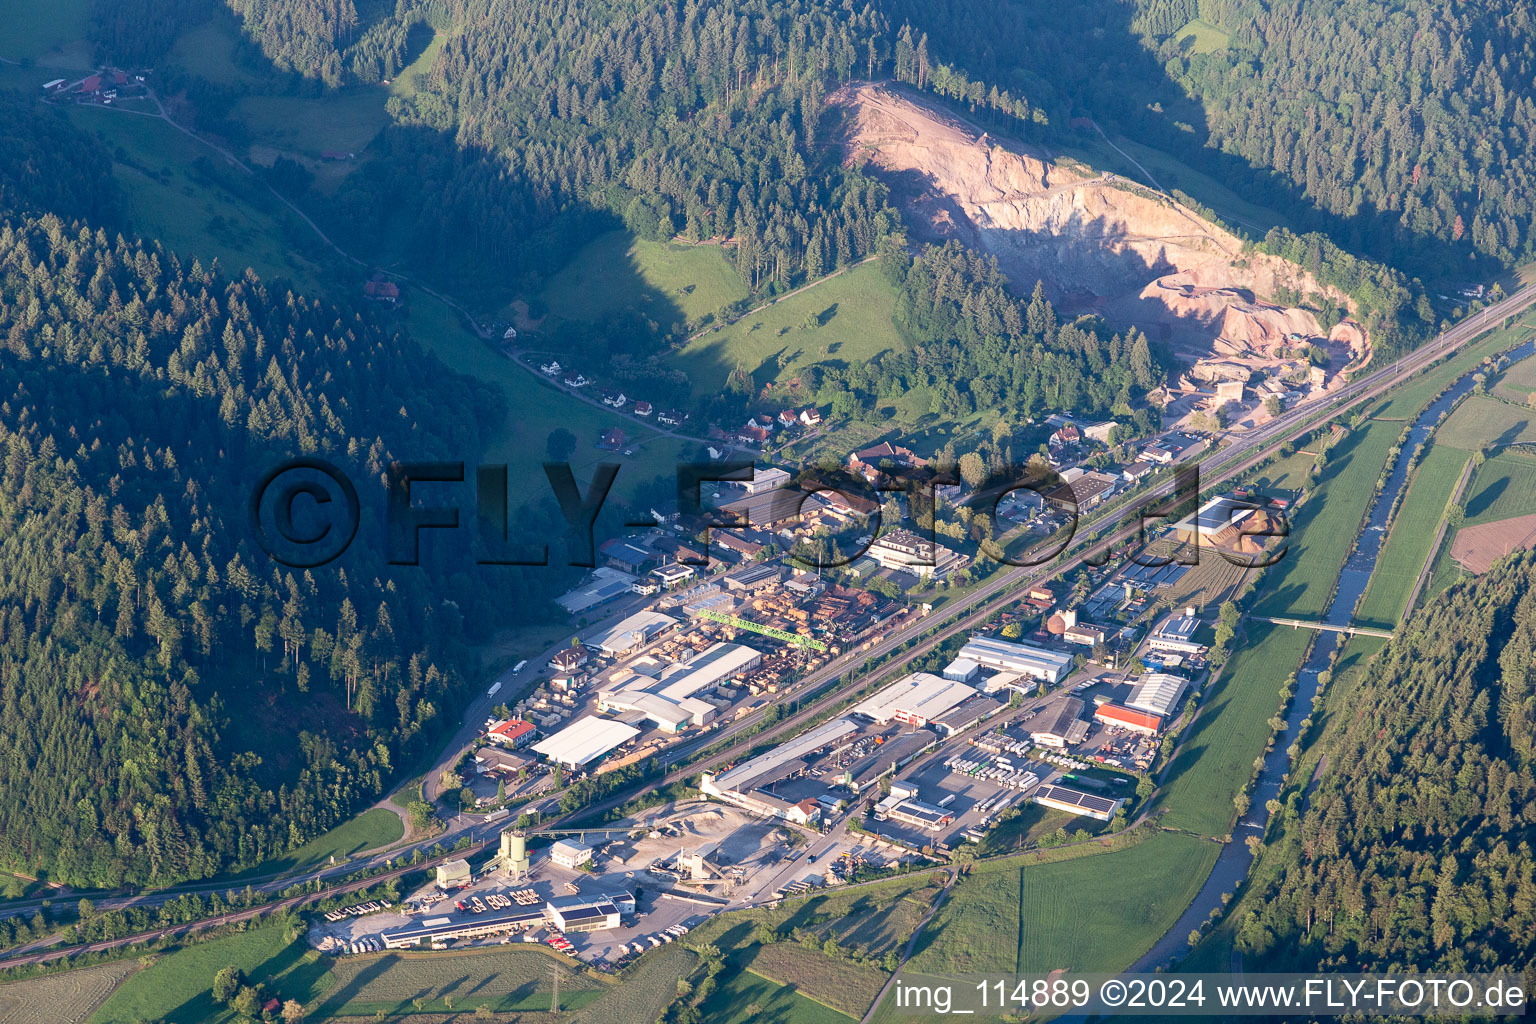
left=831, top=83, right=1369, bottom=389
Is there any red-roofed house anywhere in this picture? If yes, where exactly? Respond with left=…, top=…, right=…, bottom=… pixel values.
left=777, top=409, right=799, bottom=428
left=550, top=645, right=590, bottom=672
left=1094, top=703, right=1163, bottom=736
left=364, top=279, right=400, bottom=302
left=787, top=798, right=822, bottom=825
left=1049, top=424, right=1081, bottom=448
left=487, top=718, right=537, bottom=748
left=634, top=401, right=653, bottom=417
left=79, top=75, right=102, bottom=94
left=263, top=998, right=282, bottom=1014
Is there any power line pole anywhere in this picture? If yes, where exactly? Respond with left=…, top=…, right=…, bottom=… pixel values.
left=551, top=963, right=560, bottom=1014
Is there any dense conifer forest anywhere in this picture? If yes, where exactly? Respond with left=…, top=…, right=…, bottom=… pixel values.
left=1234, top=553, right=1536, bottom=971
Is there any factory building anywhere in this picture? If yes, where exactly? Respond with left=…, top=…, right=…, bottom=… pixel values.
left=435, top=858, right=471, bottom=890
left=1147, top=613, right=1206, bottom=656
left=380, top=892, right=634, bottom=949
left=1032, top=784, right=1124, bottom=821
left=1094, top=703, right=1163, bottom=736
left=850, top=672, right=980, bottom=727
left=531, top=716, right=641, bottom=770
left=1127, top=672, right=1190, bottom=718
left=958, top=635, right=1074, bottom=684
left=549, top=839, right=595, bottom=870
left=597, top=642, right=758, bottom=732
left=586, top=610, right=679, bottom=656
left=700, top=717, right=860, bottom=811
left=1171, top=496, right=1255, bottom=547
left=1029, top=696, right=1088, bottom=748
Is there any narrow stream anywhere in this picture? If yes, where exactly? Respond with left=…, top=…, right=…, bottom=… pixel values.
left=1132, top=339, right=1536, bottom=971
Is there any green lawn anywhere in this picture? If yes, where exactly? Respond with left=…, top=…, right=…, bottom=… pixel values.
left=1435, top=394, right=1536, bottom=450
left=542, top=229, right=749, bottom=329
left=90, top=921, right=326, bottom=1024
left=670, top=261, right=906, bottom=399
left=226, top=807, right=403, bottom=881
left=1353, top=445, right=1469, bottom=628
left=1462, top=448, right=1536, bottom=525
left=0, top=0, right=89, bottom=62
left=405, top=294, right=696, bottom=512
left=907, top=831, right=1218, bottom=976
left=67, top=106, right=334, bottom=296
left=1174, top=17, right=1231, bottom=53
left=695, top=965, right=854, bottom=1024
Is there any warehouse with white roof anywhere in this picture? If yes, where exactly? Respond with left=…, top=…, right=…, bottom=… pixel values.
left=597, top=642, right=759, bottom=732
left=585, top=610, right=678, bottom=655
left=959, top=635, right=1074, bottom=684
left=701, top=717, right=860, bottom=800
left=1126, top=672, right=1189, bottom=718
left=531, top=716, right=641, bottom=769
left=851, top=672, right=980, bottom=727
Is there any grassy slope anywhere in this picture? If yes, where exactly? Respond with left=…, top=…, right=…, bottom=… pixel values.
left=1353, top=445, right=1469, bottom=628
left=0, top=0, right=89, bottom=62
left=1174, top=18, right=1231, bottom=53
left=696, top=966, right=854, bottom=1024
left=542, top=229, right=749, bottom=328
left=223, top=807, right=403, bottom=882
left=670, top=262, right=906, bottom=398
left=90, top=923, right=326, bottom=1024
left=405, top=294, right=695, bottom=510
left=1463, top=447, right=1536, bottom=525
left=312, top=947, right=603, bottom=1016
left=67, top=106, right=333, bottom=296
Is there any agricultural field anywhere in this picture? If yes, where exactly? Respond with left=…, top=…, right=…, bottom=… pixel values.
left=1492, top=353, right=1536, bottom=404
left=1153, top=621, right=1311, bottom=836
left=670, top=261, right=906, bottom=398
left=1435, top=394, right=1536, bottom=449
left=695, top=965, right=854, bottom=1024
left=0, top=962, right=139, bottom=1024
left=66, top=106, right=334, bottom=296
left=1174, top=17, right=1231, bottom=53
left=228, top=807, right=404, bottom=881
left=1462, top=448, right=1536, bottom=526
left=571, top=944, right=693, bottom=1024
left=907, top=831, right=1217, bottom=977
left=310, top=947, right=604, bottom=1017
left=542, top=229, right=749, bottom=329
left=405, top=294, right=696, bottom=511
left=1353, top=445, right=1470, bottom=628
left=1253, top=415, right=1403, bottom=621
left=742, top=943, right=887, bottom=1017
left=90, top=921, right=325, bottom=1024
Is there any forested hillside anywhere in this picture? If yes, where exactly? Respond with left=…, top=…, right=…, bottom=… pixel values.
left=890, top=0, right=1536, bottom=280
left=0, top=94, right=554, bottom=884
left=1234, top=552, right=1536, bottom=970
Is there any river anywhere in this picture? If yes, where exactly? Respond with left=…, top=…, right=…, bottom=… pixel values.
left=1131, top=338, right=1536, bottom=971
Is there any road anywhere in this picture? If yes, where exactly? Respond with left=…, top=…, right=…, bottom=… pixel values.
left=1, top=291, right=1526, bottom=968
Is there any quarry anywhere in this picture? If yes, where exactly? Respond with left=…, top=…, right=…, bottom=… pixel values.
left=832, top=83, right=1370, bottom=427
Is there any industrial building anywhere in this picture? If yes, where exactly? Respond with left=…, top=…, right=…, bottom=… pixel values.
left=959, top=635, right=1074, bottom=684
left=531, top=716, right=642, bottom=770
left=1127, top=672, right=1190, bottom=718
left=850, top=672, right=980, bottom=727
left=1029, top=696, right=1089, bottom=748
left=596, top=642, right=758, bottom=732
left=942, top=657, right=981, bottom=683
left=1148, top=613, right=1206, bottom=656
left=549, top=839, right=594, bottom=869
left=556, top=567, right=637, bottom=614
left=380, top=892, right=634, bottom=949
left=1171, top=496, right=1256, bottom=546
left=724, top=563, right=783, bottom=592
left=435, top=858, right=471, bottom=890
left=586, top=610, right=678, bottom=655
left=875, top=795, right=955, bottom=832
left=700, top=717, right=860, bottom=807
left=1094, top=703, right=1163, bottom=736
left=1032, top=784, right=1124, bottom=821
